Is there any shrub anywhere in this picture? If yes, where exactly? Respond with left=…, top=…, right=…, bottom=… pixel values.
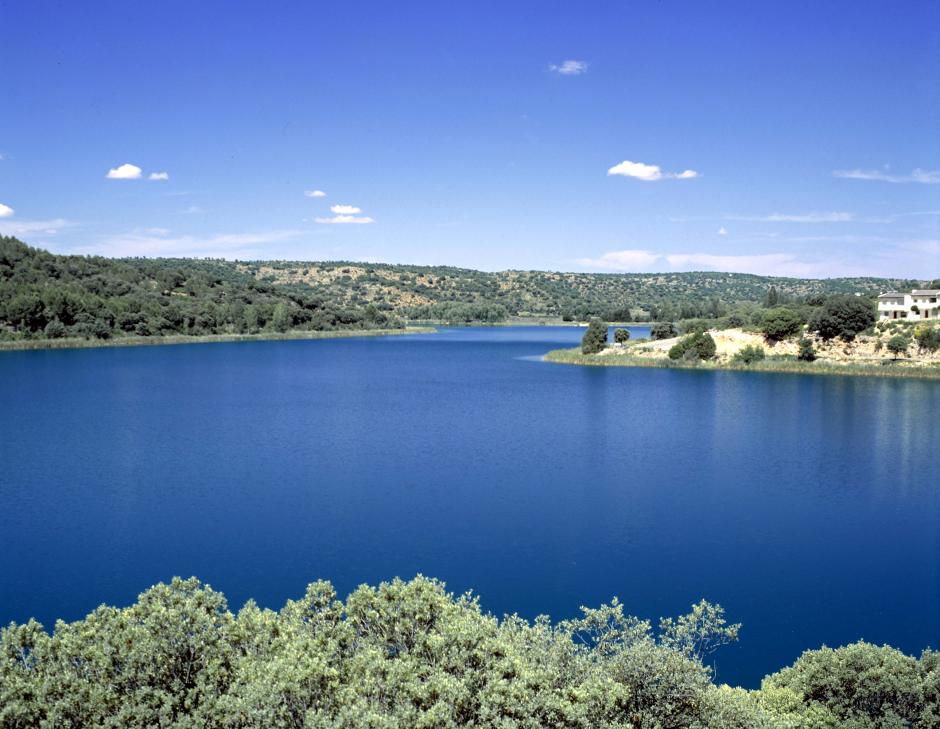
left=614, top=328, right=631, bottom=344
left=680, top=318, right=710, bottom=335
left=797, top=338, right=816, bottom=362
left=887, top=334, right=910, bottom=359
left=669, top=332, right=717, bottom=361
left=43, top=319, right=67, bottom=339
left=732, top=345, right=765, bottom=364
left=915, top=326, right=940, bottom=353
left=763, top=642, right=926, bottom=727
left=581, top=318, right=608, bottom=354
left=760, top=307, right=803, bottom=342
left=809, top=295, right=876, bottom=341
left=651, top=322, right=678, bottom=340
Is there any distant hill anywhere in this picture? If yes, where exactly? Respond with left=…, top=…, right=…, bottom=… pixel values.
left=0, top=236, right=933, bottom=343
left=244, top=259, right=927, bottom=321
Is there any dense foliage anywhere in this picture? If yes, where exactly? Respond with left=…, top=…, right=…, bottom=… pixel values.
left=887, top=334, right=911, bottom=359
left=650, top=322, right=678, bottom=340
left=581, top=319, right=608, bottom=354
left=760, top=308, right=804, bottom=342
left=915, top=326, right=940, bottom=353
left=797, top=337, right=817, bottom=362
left=808, top=295, right=877, bottom=342
left=613, top=328, right=631, bottom=344
left=1, top=576, right=935, bottom=728
left=0, top=238, right=399, bottom=342
left=732, top=345, right=766, bottom=365
left=668, top=332, right=717, bottom=361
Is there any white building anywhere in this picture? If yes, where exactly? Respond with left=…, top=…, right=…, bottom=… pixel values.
left=878, top=289, right=940, bottom=321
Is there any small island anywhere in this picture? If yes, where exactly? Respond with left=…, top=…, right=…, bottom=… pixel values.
left=547, top=291, right=940, bottom=380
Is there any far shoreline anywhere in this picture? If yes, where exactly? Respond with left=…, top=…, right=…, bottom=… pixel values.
left=0, top=326, right=437, bottom=353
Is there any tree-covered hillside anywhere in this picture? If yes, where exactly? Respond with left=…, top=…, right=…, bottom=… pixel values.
left=243, top=259, right=927, bottom=322
left=0, top=237, right=399, bottom=342
left=1, top=236, right=933, bottom=344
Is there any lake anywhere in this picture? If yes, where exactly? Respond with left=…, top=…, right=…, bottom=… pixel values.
left=0, top=326, right=937, bottom=687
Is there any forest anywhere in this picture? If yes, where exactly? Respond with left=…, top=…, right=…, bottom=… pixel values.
left=2, top=236, right=936, bottom=345
left=1, top=575, right=935, bottom=728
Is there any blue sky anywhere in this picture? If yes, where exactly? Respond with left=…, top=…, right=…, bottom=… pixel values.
left=1, top=0, right=938, bottom=278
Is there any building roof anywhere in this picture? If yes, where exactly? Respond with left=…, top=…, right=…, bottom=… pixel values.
left=911, top=289, right=940, bottom=296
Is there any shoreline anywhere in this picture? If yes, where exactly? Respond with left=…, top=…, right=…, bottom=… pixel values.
left=543, top=346, right=940, bottom=381
left=0, top=326, right=437, bottom=353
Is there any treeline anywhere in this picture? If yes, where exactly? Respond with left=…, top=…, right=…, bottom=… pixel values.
left=1, top=576, right=935, bottom=728
left=0, top=237, right=400, bottom=343
left=3, top=237, right=938, bottom=343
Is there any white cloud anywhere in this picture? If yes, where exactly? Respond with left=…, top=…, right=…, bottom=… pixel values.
left=330, top=204, right=362, bottom=214
left=575, top=249, right=662, bottom=270
left=179, top=205, right=205, bottom=214
left=575, top=238, right=940, bottom=278
left=64, top=228, right=304, bottom=259
left=607, top=160, right=699, bottom=181
left=0, top=203, right=14, bottom=218
left=106, top=163, right=143, bottom=180
left=663, top=252, right=832, bottom=277
left=718, top=226, right=728, bottom=236
left=833, top=168, right=940, bottom=184
left=725, top=211, right=855, bottom=223
left=577, top=248, right=849, bottom=277
left=304, top=189, right=327, bottom=198
left=549, top=59, right=588, bottom=75
left=0, top=218, right=72, bottom=237
left=315, top=214, right=375, bottom=225
left=148, top=171, right=169, bottom=181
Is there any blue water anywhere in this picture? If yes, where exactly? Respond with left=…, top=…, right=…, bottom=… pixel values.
left=0, top=326, right=937, bottom=687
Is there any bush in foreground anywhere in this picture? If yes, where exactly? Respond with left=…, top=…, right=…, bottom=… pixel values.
left=1, top=576, right=936, bottom=728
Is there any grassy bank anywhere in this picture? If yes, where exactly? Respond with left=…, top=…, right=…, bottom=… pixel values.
left=544, top=346, right=940, bottom=380
left=0, top=326, right=436, bottom=352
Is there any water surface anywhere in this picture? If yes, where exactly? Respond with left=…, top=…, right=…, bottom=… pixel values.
left=0, top=326, right=936, bottom=686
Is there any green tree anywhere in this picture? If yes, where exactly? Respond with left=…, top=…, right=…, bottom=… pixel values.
left=613, top=328, right=631, bottom=344
left=732, top=345, right=765, bottom=364
left=272, top=303, right=291, bottom=333
left=669, top=332, right=717, bottom=361
left=914, top=326, right=940, bottom=353
left=581, top=318, right=608, bottom=354
left=809, top=295, right=876, bottom=341
left=650, top=322, right=678, bottom=340
left=797, top=337, right=817, bottom=362
left=886, top=334, right=910, bottom=359
left=760, top=308, right=802, bottom=342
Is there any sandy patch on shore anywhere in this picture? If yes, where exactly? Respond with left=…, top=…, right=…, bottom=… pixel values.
left=602, top=327, right=940, bottom=366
